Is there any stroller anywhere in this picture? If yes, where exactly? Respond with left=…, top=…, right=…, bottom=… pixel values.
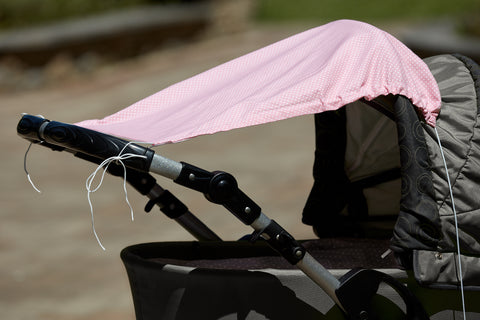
left=17, top=20, right=480, bottom=319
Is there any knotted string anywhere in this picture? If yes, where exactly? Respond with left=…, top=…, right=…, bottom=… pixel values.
left=24, top=138, right=151, bottom=251
left=86, top=142, right=148, bottom=251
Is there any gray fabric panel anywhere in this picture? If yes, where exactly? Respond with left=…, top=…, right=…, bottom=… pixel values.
left=422, top=55, right=480, bottom=254
left=390, top=96, right=441, bottom=254
left=414, top=250, right=480, bottom=288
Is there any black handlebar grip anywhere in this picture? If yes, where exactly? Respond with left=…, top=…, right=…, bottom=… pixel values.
left=17, top=114, right=154, bottom=172
left=17, top=114, right=49, bottom=142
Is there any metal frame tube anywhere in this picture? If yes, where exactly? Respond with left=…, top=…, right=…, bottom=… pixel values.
left=175, top=212, right=222, bottom=242
left=147, top=181, right=221, bottom=241
left=149, top=154, right=183, bottom=180
left=297, top=253, right=342, bottom=308
left=250, top=213, right=342, bottom=310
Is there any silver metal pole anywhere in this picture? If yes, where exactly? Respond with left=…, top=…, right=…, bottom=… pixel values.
left=175, top=212, right=222, bottom=241
left=147, top=182, right=221, bottom=241
left=149, top=153, right=183, bottom=180
left=250, top=213, right=343, bottom=310
left=297, top=253, right=342, bottom=308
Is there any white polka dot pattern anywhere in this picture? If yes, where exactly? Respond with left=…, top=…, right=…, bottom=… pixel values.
left=75, top=20, right=441, bottom=145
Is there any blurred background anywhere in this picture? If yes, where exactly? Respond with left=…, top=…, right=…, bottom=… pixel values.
left=1, top=0, right=479, bottom=319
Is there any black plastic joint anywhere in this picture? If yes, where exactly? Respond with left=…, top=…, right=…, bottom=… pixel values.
left=208, top=171, right=261, bottom=225
left=145, top=190, right=188, bottom=219
left=159, top=190, right=189, bottom=219
left=263, top=220, right=306, bottom=265
left=206, top=171, right=238, bottom=204
left=174, top=163, right=261, bottom=225
left=174, top=162, right=213, bottom=193
left=223, top=188, right=261, bottom=225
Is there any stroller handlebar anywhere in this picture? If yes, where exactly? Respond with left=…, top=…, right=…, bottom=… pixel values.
left=17, top=114, right=183, bottom=177
left=17, top=114, right=219, bottom=241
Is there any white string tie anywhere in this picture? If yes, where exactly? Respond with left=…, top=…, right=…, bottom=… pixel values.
left=85, top=143, right=147, bottom=251
left=22, top=114, right=46, bottom=193
left=434, top=127, right=466, bottom=320
left=24, top=142, right=42, bottom=193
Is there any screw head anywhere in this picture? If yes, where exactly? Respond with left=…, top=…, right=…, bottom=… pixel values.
left=188, top=173, right=195, bottom=181
left=244, top=207, right=251, bottom=214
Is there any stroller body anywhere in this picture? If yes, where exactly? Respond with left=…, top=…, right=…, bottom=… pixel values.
left=120, top=53, right=480, bottom=319
left=17, top=20, right=480, bottom=319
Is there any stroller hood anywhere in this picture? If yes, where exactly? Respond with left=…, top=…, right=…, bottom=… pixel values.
left=409, top=54, right=480, bottom=288
left=303, top=53, right=480, bottom=289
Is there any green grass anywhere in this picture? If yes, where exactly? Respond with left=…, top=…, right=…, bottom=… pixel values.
left=256, top=0, right=480, bottom=24
left=0, top=0, right=479, bottom=32
left=0, top=0, right=188, bottom=30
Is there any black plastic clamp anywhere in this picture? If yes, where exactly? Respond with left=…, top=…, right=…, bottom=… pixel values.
left=174, top=162, right=261, bottom=225
left=145, top=190, right=189, bottom=219
left=258, top=220, right=306, bottom=265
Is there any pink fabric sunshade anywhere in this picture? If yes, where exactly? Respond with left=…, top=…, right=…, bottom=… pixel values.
left=76, top=20, right=441, bottom=145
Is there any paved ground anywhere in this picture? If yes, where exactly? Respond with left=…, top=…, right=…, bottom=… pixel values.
left=1, top=23, right=323, bottom=320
